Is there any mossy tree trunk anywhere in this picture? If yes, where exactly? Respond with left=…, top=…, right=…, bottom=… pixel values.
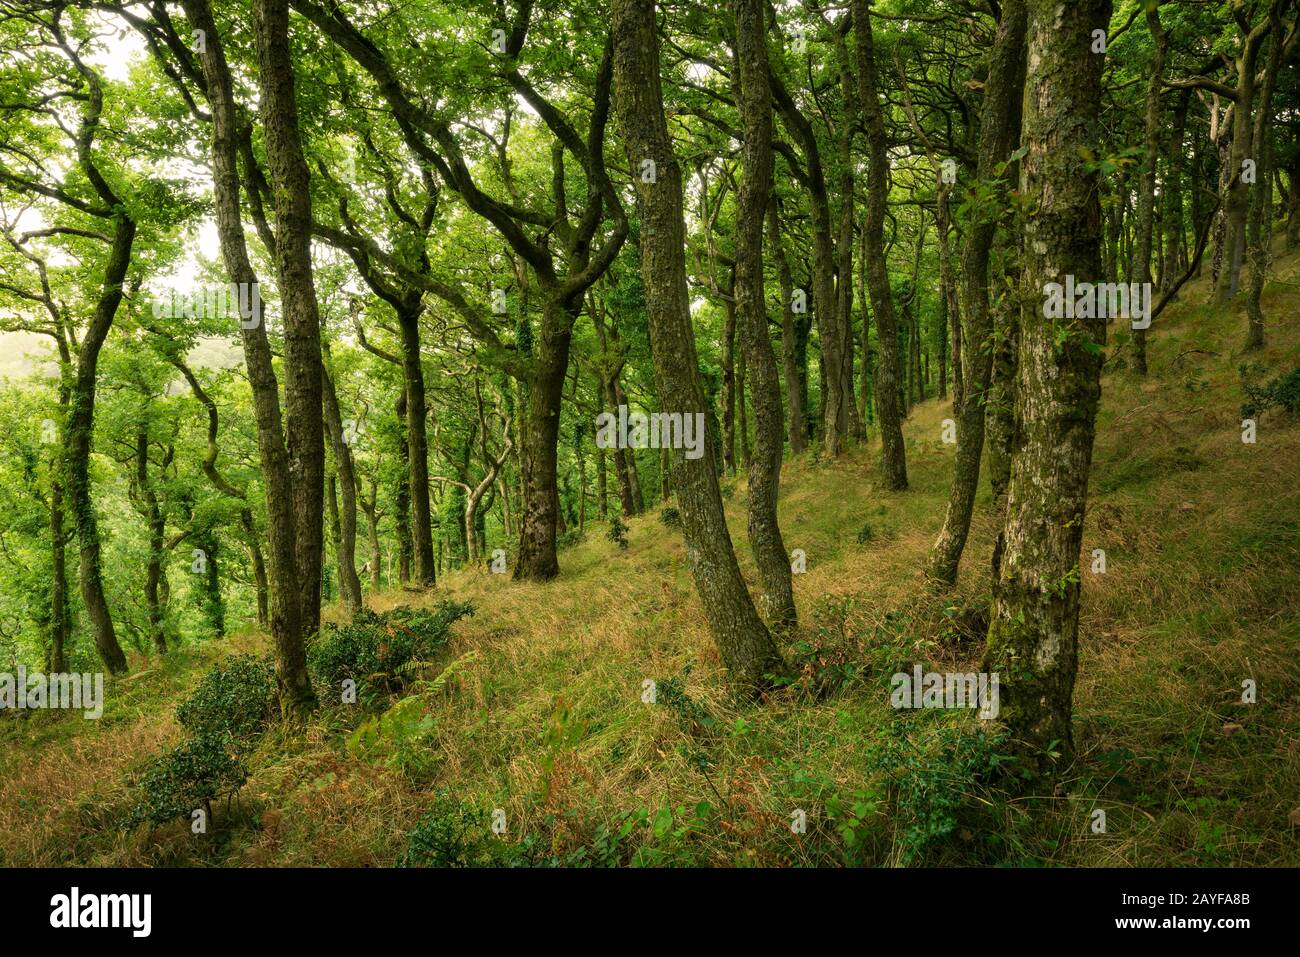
left=853, top=0, right=908, bottom=489
left=181, top=0, right=315, bottom=711
left=924, top=0, right=1027, bottom=586
left=733, top=0, right=796, bottom=633
left=322, top=360, right=363, bottom=619
left=982, top=0, right=1112, bottom=774
left=611, top=0, right=788, bottom=694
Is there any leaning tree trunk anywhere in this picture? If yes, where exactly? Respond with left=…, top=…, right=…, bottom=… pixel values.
left=323, top=362, right=363, bottom=619
left=610, top=0, right=788, bottom=693
left=182, top=0, right=316, bottom=704
left=982, top=0, right=1112, bottom=774
left=66, top=217, right=134, bottom=676
left=733, top=0, right=796, bottom=632
left=924, top=0, right=1027, bottom=585
left=853, top=0, right=907, bottom=490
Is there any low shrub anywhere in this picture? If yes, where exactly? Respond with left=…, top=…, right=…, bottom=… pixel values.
left=309, top=601, right=474, bottom=703
left=127, top=734, right=248, bottom=828
left=1240, top=365, right=1300, bottom=418
left=174, top=653, right=275, bottom=746
left=606, top=515, right=629, bottom=549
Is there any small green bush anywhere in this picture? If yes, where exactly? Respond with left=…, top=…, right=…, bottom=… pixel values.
left=127, top=654, right=277, bottom=829
left=864, top=722, right=1013, bottom=865
left=174, top=653, right=275, bottom=745
left=1241, top=365, right=1300, bottom=418
left=606, top=515, right=629, bottom=549
left=659, top=506, right=681, bottom=528
left=399, top=790, right=508, bottom=867
left=309, top=601, right=474, bottom=703
left=127, top=734, right=248, bottom=828
left=557, top=528, right=586, bottom=550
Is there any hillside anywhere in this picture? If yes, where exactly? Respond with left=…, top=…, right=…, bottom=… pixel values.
left=2, top=247, right=1297, bottom=869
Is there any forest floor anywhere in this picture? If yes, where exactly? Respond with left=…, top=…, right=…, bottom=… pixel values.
left=3, top=241, right=1298, bottom=867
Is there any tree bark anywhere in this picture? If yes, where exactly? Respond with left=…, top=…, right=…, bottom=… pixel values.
left=394, top=389, right=413, bottom=583
left=322, top=361, right=363, bottom=618
left=610, top=0, right=788, bottom=693
left=180, top=0, right=310, bottom=702
left=924, top=0, right=1027, bottom=585
left=514, top=298, right=577, bottom=580
left=1214, top=14, right=1274, bottom=305
left=252, top=0, right=327, bottom=702
left=1160, top=90, right=1191, bottom=293
left=66, top=219, right=133, bottom=676
left=768, top=197, right=809, bottom=453
left=733, top=0, right=796, bottom=632
left=982, top=0, right=1111, bottom=773
left=397, top=305, right=437, bottom=586
left=1245, top=3, right=1287, bottom=349
left=853, top=0, right=907, bottom=489
left=135, top=427, right=168, bottom=655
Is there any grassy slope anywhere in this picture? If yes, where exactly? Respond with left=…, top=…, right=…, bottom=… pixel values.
left=2, top=242, right=1297, bottom=867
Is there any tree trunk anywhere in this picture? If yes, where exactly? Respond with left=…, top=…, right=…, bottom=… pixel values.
left=597, top=445, right=608, bottom=518
left=252, top=0, right=327, bottom=703
left=986, top=248, right=1021, bottom=504
left=394, top=390, right=413, bottom=583
left=610, top=0, right=788, bottom=692
left=1159, top=89, right=1191, bottom=293
left=66, top=220, right=133, bottom=675
left=322, top=362, right=363, bottom=618
left=136, top=428, right=167, bottom=655
left=49, top=463, right=69, bottom=673
left=983, top=0, right=1111, bottom=773
left=768, top=197, right=809, bottom=454
left=1245, top=3, right=1286, bottom=350
left=1286, top=146, right=1300, bottom=247
left=721, top=291, right=737, bottom=474
left=359, top=480, right=382, bottom=590
left=853, top=0, right=908, bottom=489
left=1130, top=7, right=1168, bottom=376
left=659, top=446, right=671, bottom=503
left=514, top=298, right=577, bottom=581
left=593, top=309, right=637, bottom=517
left=925, top=0, right=1027, bottom=586
left=241, top=508, right=270, bottom=626
left=733, top=0, right=796, bottom=632
left=398, top=306, right=437, bottom=586
left=182, top=0, right=313, bottom=709
left=1215, top=22, right=1271, bottom=305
